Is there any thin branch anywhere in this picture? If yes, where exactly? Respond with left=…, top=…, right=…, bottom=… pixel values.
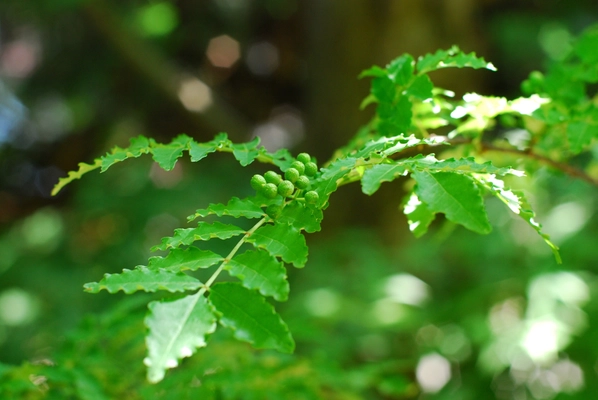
left=479, top=142, right=598, bottom=187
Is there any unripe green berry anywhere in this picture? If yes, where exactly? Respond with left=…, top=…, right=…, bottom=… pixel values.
left=266, top=204, right=283, bottom=218
left=278, top=180, right=295, bottom=197
left=284, top=168, right=300, bottom=183
left=304, top=161, right=318, bottom=177
left=264, top=171, right=282, bottom=185
left=305, top=191, right=319, bottom=205
left=290, top=161, right=305, bottom=175
left=261, top=183, right=278, bottom=199
left=250, top=174, right=266, bottom=191
left=295, top=175, right=310, bottom=190
left=297, top=153, right=311, bottom=164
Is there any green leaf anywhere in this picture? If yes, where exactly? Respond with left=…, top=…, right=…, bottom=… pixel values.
left=276, top=201, right=323, bottom=233
left=225, top=249, right=289, bottom=301
left=358, top=65, right=387, bottom=79
left=188, top=138, right=219, bottom=162
left=209, top=282, right=294, bottom=353
left=473, top=174, right=561, bottom=263
left=148, top=247, right=223, bottom=272
left=416, top=46, right=496, bottom=74
left=403, top=192, right=436, bottom=237
left=361, top=163, right=409, bottom=195
left=406, top=74, right=434, bottom=100
left=52, top=159, right=102, bottom=196
left=83, top=266, right=201, bottom=294
left=188, top=197, right=265, bottom=221
left=101, top=135, right=152, bottom=172
left=150, top=134, right=192, bottom=171
left=404, top=155, right=522, bottom=176
left=567, top=120, right=598, bottom=154
left=246, top=223, right=308, bottom=268
left=313, top=157, right=358, bottom=208
left=152, top=222, right=246, bottom=251
left=371, top=76, right=395, bottom=103
left=145, top=293, right=217, bottom=383
left=413, top=170, right=491, bottom=234
left=387, top=54, right=414, bottom=85
left=231, top=136, right=261, bottom=166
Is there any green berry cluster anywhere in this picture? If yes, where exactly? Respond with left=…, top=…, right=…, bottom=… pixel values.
left=250, top=153, right=320, bottom=206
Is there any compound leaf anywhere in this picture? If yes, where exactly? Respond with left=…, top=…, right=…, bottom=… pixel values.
left=152, top=222, right=246, bottom=251
left=83, top=266, right=201, bottom=294
left=148, top=247, right=223, bottom=272
left=246, top=223, right=308, bottom=268
left=145, top=293, right=217, bottom=383
left=413, top=170, right=491, bottom=234
left=225, top=249, right=289, bottom=301
left=209, top=282, right=294, bottom=353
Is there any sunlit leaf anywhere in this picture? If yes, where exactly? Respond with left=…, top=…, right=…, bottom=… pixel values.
left=413, top=170, right=491, bottom=234
left=416, top=45, right=496, bottom=74
left=209, top=282, right=294, bottom=353
left=473, top=174, right=561, bottom=263
left=402, top=192, right=436, bottom=237
left=145, top=293, right=217, bottom=383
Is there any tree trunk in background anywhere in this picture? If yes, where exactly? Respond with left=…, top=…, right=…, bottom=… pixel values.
left=303, top=0, right=489, bottom=239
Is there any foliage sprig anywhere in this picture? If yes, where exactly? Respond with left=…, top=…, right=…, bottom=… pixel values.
left=49, top=36, right=598, bottom=381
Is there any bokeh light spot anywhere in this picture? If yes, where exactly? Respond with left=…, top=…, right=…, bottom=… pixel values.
left=136, top=2, right=178, bottom=37
left=178, top=76, right=213, bottom=112
left=304, top=288, right=340, bottom=317
left=416, top=353, right=451, bottom=393
left=206, top=35, right=241, bottom=68
left=0, top=288, right=40, bottom=326
left=246, top=42, right=279, bottom=76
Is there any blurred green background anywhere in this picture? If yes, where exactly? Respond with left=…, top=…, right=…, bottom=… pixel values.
left=0, top=0, right=597, bottom=398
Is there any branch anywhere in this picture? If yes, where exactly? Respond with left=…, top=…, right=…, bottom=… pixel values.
left=479, top=142, right=598, bottom=187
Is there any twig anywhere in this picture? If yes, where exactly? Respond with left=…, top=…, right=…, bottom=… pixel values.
left=479, top=142, right=598, bottom=187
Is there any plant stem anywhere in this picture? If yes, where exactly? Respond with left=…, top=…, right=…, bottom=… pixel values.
left=202, top=217, right=267, bottom=290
